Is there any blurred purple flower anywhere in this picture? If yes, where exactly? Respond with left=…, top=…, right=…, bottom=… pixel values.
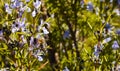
left=0, top=29, right=3, bottom=36
left=87, top=2, right=93, bottom=11
left=104, top=23, right=111, bottom=29
left=10, top=0, right=23, bottom=8
left=5, top=3, right=9, bottom=8
left=10, top=3, right=16, bottom=9
left=14, top=0, right=21, bottom=8
left=94, top=51, right=100, bottom=57
left=80, top=0, right=84, bottom=8
left=33, top=0, right=41, bottom=9
left=18, top=11, right=24, bottom=18
left=112, top=41, right=119, bottom=50
left=63, top=30, right=70, bottom=39
left=11, top=18, right=26, bottom=33
left=5, top=3, right=12, bottom=14
left=94, top=43, right=103, bottom=58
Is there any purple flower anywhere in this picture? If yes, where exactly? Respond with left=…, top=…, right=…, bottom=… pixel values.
left=10, top=3, right=16, bottom=9
left=94, top=51, right=100, bottom=57
left=0, top=29, right=3, bottom=36
left=63, top=30, right=70, bottom=39
left=112, top=41, right=119, bottom=50
left=5, top=3, right=12, bottom=14
left=4, top=3, right=9, bottom=8
left=80, top=0, right=84, bottom=8
left=102, top=37, right=112, bottom=44
left=18, top=11, right=24, bottom=18
left=87, top=2, right=93, bottom=11
left=104, top=23, right=111, bottom=29
left=14, top=0, right=21, bottom=8
left=11, top=0, right=23, bottom=8
left=33, top=0, right=41, bottom=9
left=94, top=43, right=103, bottom=58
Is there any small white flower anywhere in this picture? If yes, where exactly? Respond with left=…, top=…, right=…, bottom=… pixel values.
left=63, top=66, right=70, bottom=71
left=11, top=27, right=19, bottom=33
left=40, top=19, right=44, bottom=25
left=32, top=10, right=36, bottom=17
left=51, top=14, right=54, bottom=18
left=38, top=56, right=43, bottom=61
left=30, top=36, right=34, bottom=46
left=0, top=30, right=3, bottom=36
left=42, top=27, right=49, bottom=34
